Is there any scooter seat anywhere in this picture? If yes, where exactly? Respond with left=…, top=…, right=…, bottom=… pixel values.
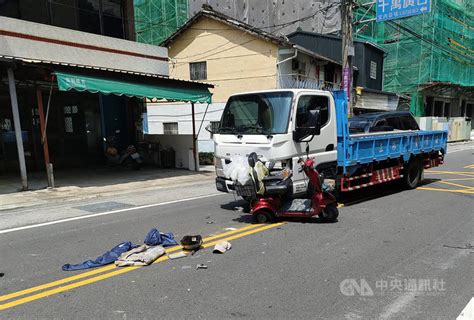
left=265, top=184, right=289, bottom=195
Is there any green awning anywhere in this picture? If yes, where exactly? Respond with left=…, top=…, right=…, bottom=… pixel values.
left=56, top=72, right=212, bottom=104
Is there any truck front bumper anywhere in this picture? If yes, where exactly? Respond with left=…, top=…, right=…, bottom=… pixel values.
left=215, top=176, right=235, bottom=193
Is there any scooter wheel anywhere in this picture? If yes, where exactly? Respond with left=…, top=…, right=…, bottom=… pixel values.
left=320, top=204, right=339, bottom=223
left=254, top=210, right=273, bottom=224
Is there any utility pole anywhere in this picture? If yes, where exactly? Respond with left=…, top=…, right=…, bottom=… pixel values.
left=341, top=0, right=354, bottom=117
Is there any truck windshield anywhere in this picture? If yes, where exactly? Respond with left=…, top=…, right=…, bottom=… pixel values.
left=219, top=92, right=293, bottom=134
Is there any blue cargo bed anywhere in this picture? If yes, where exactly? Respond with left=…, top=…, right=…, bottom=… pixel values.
left=332, top=91, right=448, bottom=174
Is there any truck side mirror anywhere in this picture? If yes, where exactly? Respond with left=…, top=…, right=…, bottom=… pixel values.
left=205, top=123, right=215, bottom=134
left=293, top=109, right=321, bottom=142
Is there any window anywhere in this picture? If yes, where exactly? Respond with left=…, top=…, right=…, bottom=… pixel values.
left=0, top=0, right=20, bottom=19
left=434, top=101, right=443, bottom=116
left=370, top=61, right=377, bottom=79
left=78, top=0, right=101, bottom=35
left=64, top=105, right=79, bottom=133
left=433, top=100, right=451, bottom=117
left=19, top=0, right=49, bottom=24
left=466, top=103, right=473, bottom=118
left=51, top=0, right=79, bottom=30
left=296, top=95, right=329, bottom=128
left=163, top=122, right=178, bottom=135
left=190, top=62, right=207, bottom=80
left=443, top=103, right=451, bottom=117
left=102, top=0, right=124, bottom=38
left=461, top=100, right=466, bottom=117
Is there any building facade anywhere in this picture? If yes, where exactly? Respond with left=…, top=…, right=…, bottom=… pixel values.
left=355, top=0, right=473, bottom=125
left=0, top=1, right=211, bottom=189
left=147, top=8, right=343, bottom=152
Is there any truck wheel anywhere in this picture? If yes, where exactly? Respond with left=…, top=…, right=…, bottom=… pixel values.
left=320, top=204, right=339, bottom=223
left=403, top=159, right=422, bottom=189
left=254, top=210, right=273, bottom=224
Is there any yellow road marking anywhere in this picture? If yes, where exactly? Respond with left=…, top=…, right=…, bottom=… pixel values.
left=417, top=187, right=474, bottom=194
left=436, top=181, right=474, bottom=190
left=0, top=222, right=285, bottom=311
left=425, top=172, right=474, bottom=178
left=0, top=223, right=262, bottom=303
left=426, top=170, right=474, bottom=175
left=464, top=164, right=474, bottom=169
left=443, top=177, right=474, bottom=182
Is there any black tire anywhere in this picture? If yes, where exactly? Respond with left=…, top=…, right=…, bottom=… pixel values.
left=403, top=159, right=422, bottom=189
left=254, top=210, right=273, bottom=224
left=320, top=204, right=339, bottom=223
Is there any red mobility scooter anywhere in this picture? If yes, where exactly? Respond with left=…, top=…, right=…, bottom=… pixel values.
left=247, top=152, right=339, bottom=223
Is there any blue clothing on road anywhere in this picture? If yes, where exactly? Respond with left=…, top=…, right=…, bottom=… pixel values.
left=62, top=241, right=136, bottom=271
left=62, top=228, right=177, bottom=271
left=144, top=228, right=178, bottom=247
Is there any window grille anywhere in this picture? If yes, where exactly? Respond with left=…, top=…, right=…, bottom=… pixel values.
left=163, top=122, right=178, bottom=135
left=190, top=61, right=207, bottom=80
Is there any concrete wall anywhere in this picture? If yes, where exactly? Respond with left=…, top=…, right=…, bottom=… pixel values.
left=416, top=117, right=472, bottom=142
left=0, top=16, right=168, bottom=76
left=147, top=102, right=226, bottom=152
left=167, top=16, right=279, bottom=103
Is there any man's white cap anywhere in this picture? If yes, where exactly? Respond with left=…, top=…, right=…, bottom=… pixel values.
left=213, top=241, right=232, bottom=253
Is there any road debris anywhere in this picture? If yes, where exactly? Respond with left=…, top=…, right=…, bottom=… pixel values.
left=63, top=227, right=177, bottom=271
left=144, top=228, right=178, bottom=247
left=443, top=243, right=473, bottom=250
left=115, top=245, right=165, bottom=267
left=213, top=241, right=232, bottom=254
left=196, top=264, right=208, bottom=270
left=62, top=241, right=135, bottom=271
left=225, top=227, right=237, bottom=231
left=181, top=235, right=203, bottom=255
left=168, top=252, right=187, bottom=260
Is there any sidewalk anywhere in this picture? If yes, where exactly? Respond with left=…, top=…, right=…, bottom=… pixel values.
left=0, top=166, right=216, bottom=211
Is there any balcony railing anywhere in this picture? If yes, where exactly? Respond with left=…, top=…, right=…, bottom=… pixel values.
left=278, top=74, right=341, bottom=91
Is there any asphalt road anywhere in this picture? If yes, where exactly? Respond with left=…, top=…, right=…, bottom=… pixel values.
left=0, top=149, right=473, bottom=319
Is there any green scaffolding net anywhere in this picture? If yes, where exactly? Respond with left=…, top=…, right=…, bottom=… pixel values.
left=355, top=0, right=474, bottom=115
left=134, top=0, right=188, bottom=46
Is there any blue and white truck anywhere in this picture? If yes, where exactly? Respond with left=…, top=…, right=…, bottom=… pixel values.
left=212, top=89, right=447, bottom=196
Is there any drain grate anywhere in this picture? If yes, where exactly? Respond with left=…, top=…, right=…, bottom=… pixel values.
left=74, top=201, right=134, bottom=213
